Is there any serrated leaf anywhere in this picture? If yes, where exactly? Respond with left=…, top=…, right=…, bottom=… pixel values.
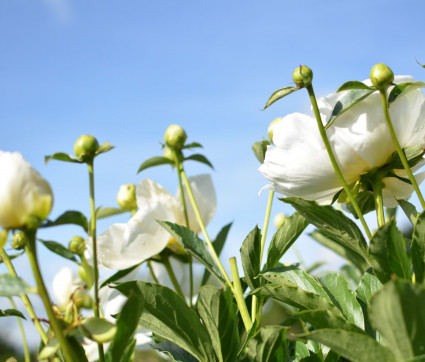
left=252, top=140, right=270, bottom=164
left=100, top=262, right=143, bottom=288
left=282, top=197, right=368, bottom=259
left=262, top=87, right=298, bottom=110
left=240, top=226, right=262, bottom=291
left=197, top=286, right=240, bottom=362
left=344, top=191, right=375, bottom=219
left=0, top=308, right=26, bottom=319
left=299, top=329, right=396, bottom=362
left=96, top=142, right=115, bottom=155
left=356, top=272, right=382, bottom=306
left=266, top=212, right=308, bottom=269
left=158, top=221, right=225, bottom=284
left=320, top=273, right=364, bottom=329
left=96, top=207, right=128, bottom=219
left=398, top=199, right=419, bottom=225
left=38, top=239, right=78, bottom=263
left=42, top=210, right=89, bottom=232
left=182, top=142, right=203, bottom=149
left=388, top=81, right=425, bottom=104
left=0, top=274, right=31, bottom=296
left=114, top=281, right=217, bottom=362
left=245, top=326, right=288, bottom=362
left=44, top=152, right=82, bottom=164
left=369, top=220, right=411, bottom=283
left=369, top=279, right=425, bottom=360
left=184, top=153, right=214, bottom=169
left=137, top=156, right=175, bottom=173
left=337, top=81, right=374, bottom=92
left=411, top=211, right=425, bottom=283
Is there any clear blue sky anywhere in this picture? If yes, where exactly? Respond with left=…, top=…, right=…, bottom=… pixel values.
left=1, top=0, right=425, bottom=348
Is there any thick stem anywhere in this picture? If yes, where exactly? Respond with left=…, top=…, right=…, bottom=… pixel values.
left=372, top=178, right=385, bottom=227
left=9, top=297, right=30, bottom=362
left=379, top=91, right=425, bottom=210
left=307, top=85, right=372, bottom=240
left=25, top=232, right=78, bottom=362
left=229, top=257, right=252, bottom=332
left=147, top=260, right=160, bottom=284
left=0, top=248, right=49, bottom=344
left=160, top=253, right=185, bottom=300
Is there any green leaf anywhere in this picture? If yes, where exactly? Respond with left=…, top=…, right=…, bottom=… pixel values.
left=0, top=274, right=31, bottom=296
left=184, top=153, right=214, bottom=169
left=369, top=279, right=425, bottom=360
left=0, top=308, right=26, bottom=319
left=42, top=210, right=89, bottom=232
left=153, top=341, right=198, bottom=362
left=356, top=272, right=382, bottom=306
left=388, top=81, right=425, bottom=104
left=79, top=317, right=117, bottom=343
left=201, top=222, right=232, bottom=286
left=282, top=197, right=368, bottom=259
left=344, top=191, right=375, bottom=219
left=320, top=273, right=364, bottom=329
left=38, top=338, right=60, bottom=360
left=252, top=139, right=270, bottom=164
left=38, top=239, right=78, bottom=263
left=245, top=326, right=288, bottom=362
left=337, top=81, right=374, bottom=92
left=182, top=142, right=203, bottom=149
left=369, top=220, right=411, bottom=283
left=158, top=221, right=225, bottom=284
left=197, top=286, right=240, bottom=362
left=96, top=142, right=115, bottom=155
left=237, top=319, right=259, bottom=358
left=266, top=212, right=308, bottom=269
left=137, top=156, right=175, bottom=173
left=411, top=211, right=425, bottom=283
left=398, top=199, right=419, bottom=225
left=325, top=89, right=375, bottom=130
left=240, top=226, right=262, bottom=291
left=0, top=251, right=24, bottom=264
left=100, top=261, right=143, bottom=288
left=382, top=145, right=425, bottom=171
left=299, top=329, right=396, bottom=362
left=106, top=293, right=143, bottom=362
left=294, top=341, right=310, bottom=360
left=96, top=207, right=128, bottom=220
left=262, top=86, right=299, bottom=110
left=44, top=152, right=82, bottom=164
left=114, top=281, right=217, bottom=362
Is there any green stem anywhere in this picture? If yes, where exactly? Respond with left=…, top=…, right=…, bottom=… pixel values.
left=372, top=177, right=385, bottom=227
left=0, top=248, right=49, bottom=344
left=9, top=297, right=30, bottom=362
left=25, top=232, right=78, bottom=362
left=180, top=169, right=233, bottom=289
left=229, top=257, right=252, bottom=331
left=161, top=254, right=185, bottom=300
left=379, top=91, right=425, bottom=210
left=307, top=85, right=372, bottom=240
left=87, top=160, right=104, bottom=362
left=147, top=260, right=160, bottom=284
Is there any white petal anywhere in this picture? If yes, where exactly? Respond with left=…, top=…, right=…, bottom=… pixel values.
left=52, top=267, right=81, bottom=307
left=382, top=170, right=425, bottom=207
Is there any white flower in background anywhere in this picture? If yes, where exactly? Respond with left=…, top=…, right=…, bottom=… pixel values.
left=90, top=174, right=216, bottom=270
left=0, top=151, right=53, bottom=229
left=52, top=267, right=91, bottom=308
left=259, top=76, right=425, bottom=207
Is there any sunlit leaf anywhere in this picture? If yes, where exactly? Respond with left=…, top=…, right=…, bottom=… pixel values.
left=184, top=153, right=214, bottom=169
left=96, top=142, right=115, bottom=155
left=262, top=87, right=298, bottom=110
left=137, top=156, right=175, bottom=173
left=388, top=81, right=425, bottom=104
left=44, top=152, right=82, bottom=164
left=241, top=226, right=262, bottom=291
left=0, top=308, right=26, bottom=319
left=337, top=81, right=374, bottom=92
left=79, top=317, right=117, bottom=343
left=42, top=210, right=89, bottom=232
left=182, top=142, right=203, bottom=149
left=38, top=239, right=78, bottom=263
left=252, top=139, right=270, bottom=164
left=96, top=207, right=128, bottom=219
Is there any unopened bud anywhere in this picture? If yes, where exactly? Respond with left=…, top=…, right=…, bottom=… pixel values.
left=74, top=135, right=99, bottom=160
left=292, top=65, right=313, bottom=88
left=268, top=117, right=284, bottom=142
left=11, top=232, right=27, bottom=250
left=164, top=125, right=187, bottom=149
left=273, top=213, right=287, bottom=229
left=69, top=236, right=85, bottom=255
left=116, top=184, right=137, bottom=210
left=370, top=63, right=394, bottom=90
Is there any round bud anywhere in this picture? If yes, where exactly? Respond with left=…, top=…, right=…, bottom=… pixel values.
left=164, top=125, right=187, bottom=149
left=116, top=184, right=137, bottom=210
left=273, top=213, right=287, bottom=229
left=268, top=117, right=284, bottom=142
left=73, top=288, right=92, bottom=309
left=11, top=231, right=28, bottom=250
left=73, top=135, right=99, bottom=160
left=292, top=65, right=313, bottom=88
left=69, top=236, right=85, bottom=255
left=370, top=63, right=394, bottom=90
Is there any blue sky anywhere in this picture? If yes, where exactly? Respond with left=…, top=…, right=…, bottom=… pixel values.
left=1, top=0, right=425, bottom=348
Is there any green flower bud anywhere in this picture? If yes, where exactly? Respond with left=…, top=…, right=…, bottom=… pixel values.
left=69, top=236, right=85, bottom=255
left=163, top=147, right=184, bottom=164
left=164, top=125, right=187, bottom=149
left=292, top=65, right=313, bottom=88
left=73, top=135, right=99, bottom=160
left=116, top=184, right=137, bottom=210
left=273, top=213, right=287, bottom=229
left=370, top=63, right=394, bottom=90
left=73, top=288, right=92, bottom=310
left=268, top=117, right=284, bottom=142
left=11, top=231, right=28, bottom=250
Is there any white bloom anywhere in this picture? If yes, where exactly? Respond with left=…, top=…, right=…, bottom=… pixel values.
left=52, top=267, right=85, bottom=307
left=91, top=174, right=216, bottom=270
left=259, top=76, right=425, bottom=207
left=0, top=151, right=53, bottom=229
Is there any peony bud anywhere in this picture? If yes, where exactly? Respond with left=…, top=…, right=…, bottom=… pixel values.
left=292, top=65, right=313, bottom=88
left=370, top=63, right=394, bottom=90
left=0, top=152, right=53, bottom=229
left=116, top=184, right=137, bottom=210
left=11, top=231, right=28, bottom=250
left=268, top=117, right=284, bottom=142
left=164, top=125, right=187, bottom=149
left=74, top=135, right=99, bottom=160
left=273, top=213, right=287, bottom=228
left=69, top=236, right=86, bottom=255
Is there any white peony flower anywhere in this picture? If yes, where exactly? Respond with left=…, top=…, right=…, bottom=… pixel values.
left=90, top=174, right=216, bottom=270
left=259, top=76, right=425, bottom=207
left=0, top=151, right=53, bottom=229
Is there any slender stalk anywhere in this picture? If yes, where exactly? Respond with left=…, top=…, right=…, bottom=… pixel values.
left=87, top=160, right=104, bottom=362
left=229, top=257, right=252, bottom=331
left=160, top=254, right=185, bottom=300
left=0, top=248, right=49, bottom=344
left=372, top=178, right=385, bottom=227
left=180, top=169, right=233, bottom=289
left=147, top=261, right=160, bottom=283
left=9, top=297, right=30, bottom=362
left=307, top=85, right=373, bottom=240
left=25, top=232, right=78, bottom=362
left=379, top=91, right=425, bottom=210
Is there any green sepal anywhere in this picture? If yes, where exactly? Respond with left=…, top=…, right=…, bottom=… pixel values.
left=337, top=81, right=374, bottom=92
left=44, top=152, right=82, bottom=164
left=252, top=139, right=270, bottom=164
left=41, top=210, right=89, bottom=233
left=184, top=153, right=214, bottom=169
left=388, top=81, right=425, bottom=104
left=137, top=156, right=175, bottom=173
left=95, top=142, right=115, bottom=156
left=0, top=308, right=26, bottom=319
left=262, top=86, right=299, bottom=110
left=38, top=239, right=79, bottom=263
